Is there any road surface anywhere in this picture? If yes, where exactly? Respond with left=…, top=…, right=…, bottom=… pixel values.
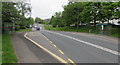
left=39, top=30, right=119, bottom=63
left=25, top=24, right=119, bottom=64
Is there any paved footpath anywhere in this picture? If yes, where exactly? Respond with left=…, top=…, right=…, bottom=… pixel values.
left=11, top=32, right=60, bottom=63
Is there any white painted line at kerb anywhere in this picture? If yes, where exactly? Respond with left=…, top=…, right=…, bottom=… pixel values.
left=43, top=30, right=120, bottom=56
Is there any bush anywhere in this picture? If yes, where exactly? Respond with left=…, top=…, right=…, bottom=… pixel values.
left=20, top=26, right=26, bottom=29
left=15, top=25, right=20, bottom=31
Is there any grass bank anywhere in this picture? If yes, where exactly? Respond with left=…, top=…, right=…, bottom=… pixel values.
left=44, top=25, right=120, bottom=38
left=2, top=34, right=18, bottom=63
left=16, top=28, right=31, bottom=32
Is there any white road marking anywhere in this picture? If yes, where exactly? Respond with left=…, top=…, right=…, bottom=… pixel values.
left=43, top=30, right=120, bottom=56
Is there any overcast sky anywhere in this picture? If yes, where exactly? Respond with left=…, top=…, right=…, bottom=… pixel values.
left=30, top=0, right=69, bottom=19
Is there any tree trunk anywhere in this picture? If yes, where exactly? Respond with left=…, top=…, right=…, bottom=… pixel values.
left=93, top=20, right=96, bottom=27
left=77, top=21, right=79, bottom=28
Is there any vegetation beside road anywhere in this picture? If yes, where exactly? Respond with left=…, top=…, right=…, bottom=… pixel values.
left=46, top=2, right=120, bottom=38
left=2, top=2, right=34, bottom=33
left=16, top=28, right=32, bottom=32
left=2, top=34, right=18, bottom=63
left=45, top=25, right=120, bottom=38
left=45, top=25, right=96, bottom=33
left=50, top=2, right=120, bottom=28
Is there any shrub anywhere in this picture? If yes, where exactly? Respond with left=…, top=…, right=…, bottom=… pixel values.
left=20, top=26, right=26, bottom=29
left=15, top=25, right=20, bottom=31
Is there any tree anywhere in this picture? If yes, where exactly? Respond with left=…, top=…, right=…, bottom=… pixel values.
left=2, top=2, right=32, bottom=32
left=16, top=2, right=31, bottom=17
left=35, top=17, right=42, bottom=23
left=2, top=2, right=20, bottom=23
left=50, top=2, right=120, bottom=28
left=80, top=3, right=92, bottom=25
left=50, top=12, right=64, bottom=27
left=62, top=2, right=85, bottom=28
left=112, top=2, right=120, bottom=19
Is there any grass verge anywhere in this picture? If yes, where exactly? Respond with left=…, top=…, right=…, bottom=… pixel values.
left=44, top=25, right=120, bottom=38
left=0, top=34, right=2, bottom=64
left=16, top=28, right=31, bottom=32
left=2, top=34, right=18, bottom=63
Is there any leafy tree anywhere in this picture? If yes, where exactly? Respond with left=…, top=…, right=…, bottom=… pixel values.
left=112, top=2, right=120, bottom=19
left=2, top=2, right=32, bottom=32
left=35, top=17, right=42, bottom=23
left=2, top=2, right=20, bottom=23
left=50, top=2, right=120, bottom=28
left=62, top=2, right=85, bottom=28
left=16, top=2, right=31, bottom=17
left=80, top=4, right=92, bottom=25
left=50, top=12, right=64, bottom=27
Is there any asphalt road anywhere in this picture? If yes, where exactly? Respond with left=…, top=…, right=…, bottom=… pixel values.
left=39, top=30, right=119, bottom=63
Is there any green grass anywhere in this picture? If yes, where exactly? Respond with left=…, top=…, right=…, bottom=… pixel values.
left=2, top=34, right=18, bottom=63
left=0, top=34, right=2, bottom=64
left=16, top=28, right=32, bottom=32
left=45, top=25, right=97, bottom=33
left=110, top=28, right=120, bottom=38
left=45, top=25, right=120, bottom=38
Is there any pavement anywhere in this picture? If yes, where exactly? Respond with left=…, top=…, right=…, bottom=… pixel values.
left=11, top=32, right=60, bottom=63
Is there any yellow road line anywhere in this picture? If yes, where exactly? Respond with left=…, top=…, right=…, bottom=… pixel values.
left=68, top=59, right=76, bottom=65
left=46, top=39, right=49, bottom=41
left=53, top=44, right=57, bottom=47
left=41, top=32, right=77, bottom=65
left=25, top=32, right=77, bottom=65
left=49, top=41, right=53, bottom=43
left=59, top=50, right=64, bottom=54
left=24, top=33, right=68, bottom=63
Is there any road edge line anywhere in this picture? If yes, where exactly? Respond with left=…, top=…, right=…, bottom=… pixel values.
left=24, top=33, right=68, bottom=63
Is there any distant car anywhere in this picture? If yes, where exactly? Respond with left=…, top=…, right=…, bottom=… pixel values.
left=36, top=27, right=40, bottom=30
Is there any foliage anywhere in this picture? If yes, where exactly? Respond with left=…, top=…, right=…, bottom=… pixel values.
left=50, top=12, right=64, bottom=27
left=2, top=3, right=20, bottom=23
left=50, top=2, right=120, bottom=27
left=16, top=28, right=31, bottom=32
left=35, top=17, right=42, bottom=23
left=45, top=25, right=120, bottom=38
left=2, top=2, right=34, bottom=32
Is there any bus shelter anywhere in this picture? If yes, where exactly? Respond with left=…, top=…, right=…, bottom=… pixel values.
left=96, top=23, right=112, bottom=35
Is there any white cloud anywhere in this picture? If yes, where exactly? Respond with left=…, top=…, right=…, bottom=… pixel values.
left=30, top=0, right=68, bottom=19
